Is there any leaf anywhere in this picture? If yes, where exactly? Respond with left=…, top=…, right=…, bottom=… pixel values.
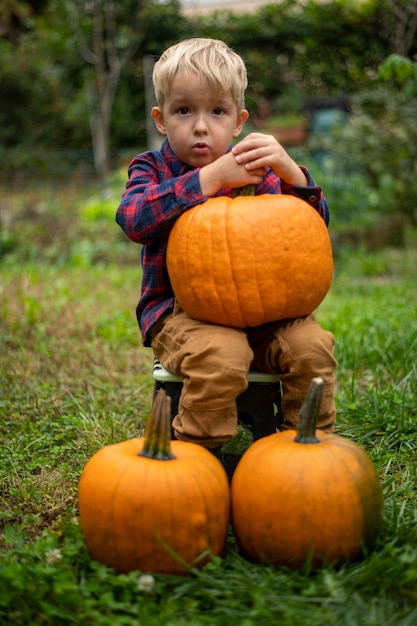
left=378, top=54, right=416, bottom=85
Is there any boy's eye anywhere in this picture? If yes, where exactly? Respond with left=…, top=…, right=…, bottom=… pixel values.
left=177, top=107, right=189, bottom=115
left=213, top=108, right=225, bottom=115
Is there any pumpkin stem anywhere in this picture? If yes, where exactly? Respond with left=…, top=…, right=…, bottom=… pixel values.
left=295, top=377, right=323, bottom=444
left=139, top=390, right=176, bottom=460
left=231, top=184, right=256, bottom=198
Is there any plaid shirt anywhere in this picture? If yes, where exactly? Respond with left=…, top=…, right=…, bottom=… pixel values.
left=116, top=138, right=330, bottom=346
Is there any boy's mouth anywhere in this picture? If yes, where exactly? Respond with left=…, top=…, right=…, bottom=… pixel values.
left=192, top=142, right=209, bottom=155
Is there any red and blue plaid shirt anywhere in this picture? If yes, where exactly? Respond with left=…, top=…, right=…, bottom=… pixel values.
left=116, top=138, right=330, bottom=346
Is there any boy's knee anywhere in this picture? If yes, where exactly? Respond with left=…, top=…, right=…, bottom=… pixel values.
left=283, top=323, right=336, bottom=372
left=192, top=328, right=253, bottom=369
left=178, top=328, right=254, bottom=398
left=307, top=329, right=335, bottom=366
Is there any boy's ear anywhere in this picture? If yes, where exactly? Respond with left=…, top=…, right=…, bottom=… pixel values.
left=151, top=107, right=167, bottom=135
left=233, top=109, right=249, bottom=137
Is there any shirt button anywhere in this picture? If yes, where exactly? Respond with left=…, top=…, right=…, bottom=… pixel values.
left=309, top=195, right=317, bottom=202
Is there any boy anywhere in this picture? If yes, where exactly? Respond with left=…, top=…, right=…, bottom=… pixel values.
left=116, top=38, right=337, bottom=452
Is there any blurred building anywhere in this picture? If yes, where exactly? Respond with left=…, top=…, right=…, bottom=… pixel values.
left=181, top=0, right=271, bottom=15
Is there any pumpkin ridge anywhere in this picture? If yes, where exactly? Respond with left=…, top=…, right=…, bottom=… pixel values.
left=240, top=199, right=267, bottom=326
left=169, top=448, right=229, bottom=563
left=258, top=210, right=277, bottom=323
left=209, top=201, right=235, bottom=323
left=140, top=463, right=176, bottom=571
left=224, top=200, right=251, bottom=326
left=315, top=441, right=363, bottom=561
left=113, top=452, right=150, bottom=570
left=265, top=199, right=288, bottom=320
left=186, top=457, right=228, bottom=555
left=92, top=449, right=126, bottom=564
left=241, top=442, right=293, bottom=562
left=169, top=209, right=196, bottom=320
left=183, top=207, right=210, bottom=319
left=229, top=185, right=264, bottom=326
left=325, top=437, right=383, bottom=551
left=158, top=461, right=181, bottom=566
left=272, top=443, right=321, bottom=564
left=84, top=447, right=138, bottom=570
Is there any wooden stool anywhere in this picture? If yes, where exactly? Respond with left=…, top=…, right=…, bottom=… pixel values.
left=152, top=359, right=282, bottom=477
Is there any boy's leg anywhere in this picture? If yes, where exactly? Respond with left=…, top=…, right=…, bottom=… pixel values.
left=151, top=304, right=253, bottom=448
left=248, top=315, right=337, bottom=433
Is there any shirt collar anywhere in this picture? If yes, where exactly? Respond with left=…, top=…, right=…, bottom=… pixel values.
left=160, top=138, right=194, bottom=176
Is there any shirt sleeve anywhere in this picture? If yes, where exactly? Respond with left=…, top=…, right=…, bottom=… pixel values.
left=116, top=153, right=206, bottom=245
left=258, top=165, right=330, bottom=226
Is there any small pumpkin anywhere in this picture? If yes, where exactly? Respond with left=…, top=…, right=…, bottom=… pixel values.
left=167, top=191, right=333, bottom=328
left=78, top=390, right=230, bottom=575
left=231, top=377, right=383, bottom=568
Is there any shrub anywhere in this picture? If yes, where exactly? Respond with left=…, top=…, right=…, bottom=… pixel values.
left=330, top=55, right=417, bottom=225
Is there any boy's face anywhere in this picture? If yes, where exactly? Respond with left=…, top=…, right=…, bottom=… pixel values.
left=152, top=72, right=248, bottom=169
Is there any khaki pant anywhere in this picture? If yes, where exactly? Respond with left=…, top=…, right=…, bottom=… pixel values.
left=151, top=302, right=337, bottom=448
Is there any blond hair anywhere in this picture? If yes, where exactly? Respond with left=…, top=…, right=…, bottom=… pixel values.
left=152, top=38, right=248, bottom=110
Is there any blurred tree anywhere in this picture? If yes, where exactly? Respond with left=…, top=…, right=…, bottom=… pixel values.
left=0, top=0, right=190, bottom=169
left=61, top=0, right=190, bottom=191
left=63, top=0, right=146, bottom=193
left=381, top=0, right=417, bottom=56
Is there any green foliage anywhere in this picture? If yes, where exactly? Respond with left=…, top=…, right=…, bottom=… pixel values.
left=330, top=54, right=417, bottom=224
left=379, top=53, right=417, bottom=84
left=192, top=0, right=392, bottom=119
left=0, top=37, right=60, bottom=149
left=0, top=165, right=139, bottom=266
left=301, top=156, right=380, bottom=227
left=297, top=0, right=389, bottom=94
left=80, top=171, right=126, bottom=222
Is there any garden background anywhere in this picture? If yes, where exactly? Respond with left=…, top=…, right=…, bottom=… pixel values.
left=1, top=0, right=416, bottom=624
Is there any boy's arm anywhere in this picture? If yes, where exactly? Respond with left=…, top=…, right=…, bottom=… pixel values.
left=116, top=153, right=206, bottom=245
left=232, top=132, right=330, bottom=225
left=261, top=166, right=330, bottom=226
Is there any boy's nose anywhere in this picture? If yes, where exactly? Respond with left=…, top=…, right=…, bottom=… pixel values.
left=194, top=115, right=208, bottom=134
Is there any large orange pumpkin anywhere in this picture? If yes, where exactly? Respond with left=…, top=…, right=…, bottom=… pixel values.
left=78, top=391, right=230, bottom=575
left=231, top=378, right=384, bottom=568
left=167, top=193, right=333, bottom=328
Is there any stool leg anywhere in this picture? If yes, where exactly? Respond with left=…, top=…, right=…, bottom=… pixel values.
left=237, top=381, right=282, bottom=439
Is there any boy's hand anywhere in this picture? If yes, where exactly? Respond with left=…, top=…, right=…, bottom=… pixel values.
left=232, top=132, right=308, bottom=187
left=199, top=151, right=264, bottom=197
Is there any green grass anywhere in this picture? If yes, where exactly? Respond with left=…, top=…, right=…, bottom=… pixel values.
left=1, top=190, right=416, bottom=625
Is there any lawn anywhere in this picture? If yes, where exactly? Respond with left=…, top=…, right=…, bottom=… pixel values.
left=0, top=185, right=416, bottom=625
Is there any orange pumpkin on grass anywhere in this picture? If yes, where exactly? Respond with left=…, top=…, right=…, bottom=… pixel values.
left=231, top=377, right=384, bottom=568
left=78, top=391, right=230, bottom=575
left=167, top=191, right=333, bottom=328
